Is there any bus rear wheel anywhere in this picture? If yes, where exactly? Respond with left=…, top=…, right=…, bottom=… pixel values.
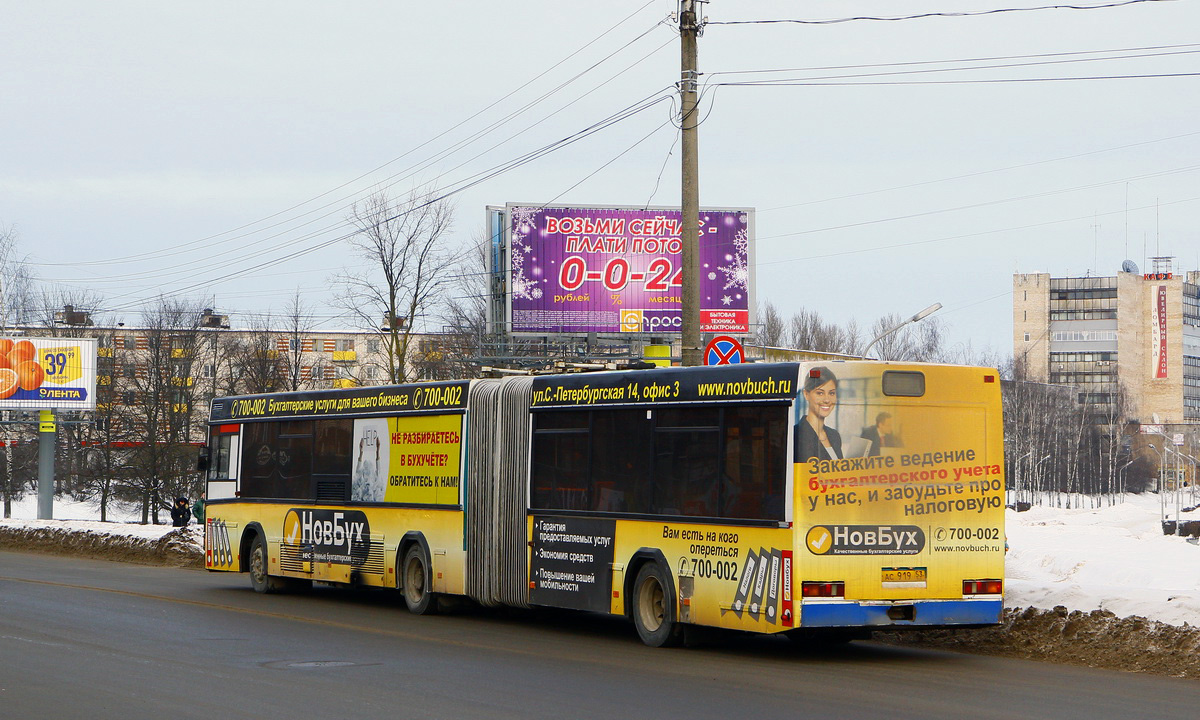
left=402, top=545, right=438, bottom=615
left=248, top=534, right=287, bottom=594
left=632, top=563, right=683, bottom=647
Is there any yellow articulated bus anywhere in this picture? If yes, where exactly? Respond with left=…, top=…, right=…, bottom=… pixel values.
left=201, top=361, right=1005, bottom=646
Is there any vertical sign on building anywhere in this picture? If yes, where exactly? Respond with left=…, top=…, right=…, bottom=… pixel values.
left=1151, top=284, right=1168, bottom=379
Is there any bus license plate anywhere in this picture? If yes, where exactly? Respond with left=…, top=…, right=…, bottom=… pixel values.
left=882, top=567, right=927, bottom=588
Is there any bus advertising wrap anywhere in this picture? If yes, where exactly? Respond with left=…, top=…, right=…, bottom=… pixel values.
left=794, top=363, right=1005, bottom=617
left=350, top=414, right=464, bottom=506
left=506, top=204, right=754, bottom=334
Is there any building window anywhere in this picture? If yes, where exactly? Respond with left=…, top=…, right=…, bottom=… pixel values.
left=1051, top=330, right=1117, bottom=342
left=1024, top=333, right=1030, bottom=342
left=368, top=339, right=381, bottom=353
left=335, top=339, right=354, bottom=352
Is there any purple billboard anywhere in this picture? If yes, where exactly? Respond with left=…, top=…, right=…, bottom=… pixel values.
left=506, top=204, right=753, bottom=334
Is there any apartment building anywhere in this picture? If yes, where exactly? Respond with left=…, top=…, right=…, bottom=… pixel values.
left=1013, top=259, right=1200, bottom=424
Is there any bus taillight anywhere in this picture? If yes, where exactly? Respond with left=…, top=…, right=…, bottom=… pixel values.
left=801, top=581, right=845, bottom=598
left=962, top=579, right=1003, bottom=595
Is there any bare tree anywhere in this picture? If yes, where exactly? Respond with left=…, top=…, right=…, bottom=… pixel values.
left=757, top=301, right=785, bottom=347
left=78, top=326, right=137, bottom=522
left=225, top=313, right=287, bottom=395
left=425, top=232, right=493, bottom=379
left=123, top=297, right=207, bottom=523
left=0, top=225, right=37, bottom=515
left=0, top=224, right=37, bottom=330
left=865, top=314, right=946, bottom=362
left=332, top=188, right=458, bottom=383
left=281, top=290, right=315, bottom=391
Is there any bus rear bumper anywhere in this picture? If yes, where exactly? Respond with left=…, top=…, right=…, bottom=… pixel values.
left=799, top=598, right=1003, bottom=628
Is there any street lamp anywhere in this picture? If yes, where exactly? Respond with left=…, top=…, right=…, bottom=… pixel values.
left=1147, top=443, right=1172, bottom=533
left=1115, top=456, right=1138, bottom=499
left=1013, top=449, right=1035, bottom=507
left=1033, top=453, right=1052, bottom=506
left=863, top=303, right=943, bottom=360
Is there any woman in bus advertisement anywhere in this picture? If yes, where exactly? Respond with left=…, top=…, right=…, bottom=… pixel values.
left=797, top=366, right=842, bottom=463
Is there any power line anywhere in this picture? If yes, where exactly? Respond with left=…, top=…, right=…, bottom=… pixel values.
left=757, top=163, right=1200, bottom=242
left=755, top=195, right=1200, bottom=268
left=707, top=47, right=1200, bottom=86
left=707, top=42, right=1200, bottom=78
left=34, top=2, right=665, bottom=271
left=716, top=72, right=1200, bottom=87
left=706, top=1, right=1177, bottom=26
left=91, top=91, right=677, bottom=313
left=34, top=41, right=678, bottom=287
left=761, top=129, right=1200, bottom=213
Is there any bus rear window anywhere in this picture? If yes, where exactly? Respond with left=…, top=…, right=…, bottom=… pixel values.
left=883, top=371, right=925, bottom=397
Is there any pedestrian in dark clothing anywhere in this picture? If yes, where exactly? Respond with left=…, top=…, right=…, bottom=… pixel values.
left=171, top=497, right=191, bottom=527
left=192, top=493, right=205, bottom=524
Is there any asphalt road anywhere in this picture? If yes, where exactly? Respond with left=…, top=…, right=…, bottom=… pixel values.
left=1, top=550, right=1197, bottom=720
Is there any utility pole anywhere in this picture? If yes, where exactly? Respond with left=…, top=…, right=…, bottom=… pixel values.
left=679, top=0, right=702, bottom=366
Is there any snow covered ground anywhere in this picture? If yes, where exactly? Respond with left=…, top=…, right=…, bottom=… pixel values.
left=1, top=496, right=187, bottom=540
left=1006, top=492, right=1200, bottom=627
left=3, top=491, right=1200, bottom=629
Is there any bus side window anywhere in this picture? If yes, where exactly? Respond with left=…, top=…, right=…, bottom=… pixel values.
left=207, top=434, right=233, bottom=480
left=590, top=409, right=652, bottom=513
left=721, top=405, right=787, bottom=521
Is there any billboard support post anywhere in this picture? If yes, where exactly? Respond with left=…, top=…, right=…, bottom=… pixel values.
left=37, top=409, right=55, bottom=520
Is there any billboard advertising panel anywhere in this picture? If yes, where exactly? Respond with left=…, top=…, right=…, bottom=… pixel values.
left=0, top=336, right=98, bottom=410
left=506, top=204, right=753, bottom=334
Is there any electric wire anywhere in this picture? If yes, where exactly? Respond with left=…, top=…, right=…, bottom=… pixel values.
left=756, top=163, right=1200, bottom=243
left=755, top=195, right=1200, bottom=267
left=37, top=1, right=664, bottom=269
left=92, top=91, right=678, bottom=312
left=707, top=46, right=1200, bottom=86
left=35, top=33, right=677, bottom=300
left=760, top=129, right=1200, bottom=213
left=705, top=42, right=1200, bottom=79
left=706, top=1, right=1177, bottom=26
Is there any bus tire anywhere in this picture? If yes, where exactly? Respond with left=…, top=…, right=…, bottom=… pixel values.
left=632, top=562, right=683, bottom=647
left=401, top=544, right=438, bottom=615
left=248, top=533, right=287, bottom=594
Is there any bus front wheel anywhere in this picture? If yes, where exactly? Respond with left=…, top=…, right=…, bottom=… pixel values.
left=401, top=545, right=438, bottom=615
left=632, top=563, right=684, bottom=647
left=248, top=534, right=287, bottom=594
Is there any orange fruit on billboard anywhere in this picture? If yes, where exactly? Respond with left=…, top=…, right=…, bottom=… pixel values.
left=9, top=340, right=36, bottom=365
left=16, top=361, right=44, bottom=391
left=0, top=338, right=12, bottom=357
left=0, top=368, right=17, bottom=399
left=0, top=355, right=11, bottom=371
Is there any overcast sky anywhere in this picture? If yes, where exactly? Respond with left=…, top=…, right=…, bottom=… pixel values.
left=2, top=0, right=1198, bottom=357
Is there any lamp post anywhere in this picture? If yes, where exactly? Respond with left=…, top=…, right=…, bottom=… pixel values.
left=1013, top=449, right=1034, bottom=507
left=863, top=303, right=942, bottom=360
left=1147, top=443, right=1170, bottom=532
left=1115, top=456, right=1138, bottom=500
left=1033, top=453, right=1052, bottom=507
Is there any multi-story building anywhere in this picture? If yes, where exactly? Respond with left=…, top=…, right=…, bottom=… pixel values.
left=1013, top=259, right=1200, bottom=424
left=16, top=316, right=458, bottom=441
